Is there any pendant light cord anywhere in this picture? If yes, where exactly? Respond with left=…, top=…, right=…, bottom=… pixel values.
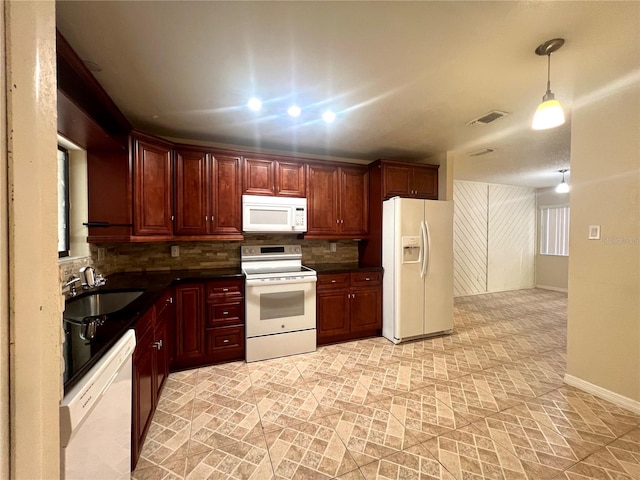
left=546, top=54, right=552, bottom=95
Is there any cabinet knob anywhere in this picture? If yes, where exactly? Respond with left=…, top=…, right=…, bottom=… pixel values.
left=222, top=311, right=229, bottom=315
left=222, top=288, right=229, bottom=292
left=223, top=339, right=230, bottom=343
left=365, top=277, right=370, bottom=281
left=331, top=280, right=336, bottom=283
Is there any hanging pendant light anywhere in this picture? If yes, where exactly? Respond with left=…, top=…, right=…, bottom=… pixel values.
left=556, top=169, right=570, bottom=193
left=532, top=38, right=565, bottom=130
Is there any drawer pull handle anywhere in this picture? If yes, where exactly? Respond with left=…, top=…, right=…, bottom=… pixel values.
left=223, top=339, right=230, bottom=343
left=222, top=311, right=229, bottom=315
left=222, top=288, right=229, bottom=292
left=365, top=277, right=370, bottom=281
left=331, top=280, right=336, bottom=283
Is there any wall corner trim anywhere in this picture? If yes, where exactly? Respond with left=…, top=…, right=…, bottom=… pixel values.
left=564, top=374, right=640, bottom=415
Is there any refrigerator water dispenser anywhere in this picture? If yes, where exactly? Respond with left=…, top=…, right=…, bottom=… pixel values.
left=402, top=236, right=421, bottom=263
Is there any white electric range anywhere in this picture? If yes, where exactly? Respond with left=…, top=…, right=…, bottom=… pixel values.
left=241, top=245, right=317, bottom=362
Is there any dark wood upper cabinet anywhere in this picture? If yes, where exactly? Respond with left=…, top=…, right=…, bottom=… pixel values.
left=306, top=164, right=340, bottom=236
left=174, top=148, right=242, bottom=237
left=210, top=154, right=242, bottom=235
left=132, top=134, right=173, bottom=236
left=340, top=166, right=369, bottom=237
left=379, top=159, right=438, bottom=199
left=243, top=157, right=305, bottom=197
left=174, top=148, right=208, bottom=235
left=359, top=159, right=439, bottom=268
left=306, top=163, right=368, bottom=238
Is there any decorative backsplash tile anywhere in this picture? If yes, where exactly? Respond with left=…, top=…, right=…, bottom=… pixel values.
left=61, top=237, right=359, bottom=277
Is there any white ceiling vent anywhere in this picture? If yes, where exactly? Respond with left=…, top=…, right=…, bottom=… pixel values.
left=466, top=110, right=509, bottom=126
left=467, top=148, right=496, bottom=157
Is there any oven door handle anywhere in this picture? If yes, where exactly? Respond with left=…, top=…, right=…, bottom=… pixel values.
left=246, top=277, right=317, bottom=286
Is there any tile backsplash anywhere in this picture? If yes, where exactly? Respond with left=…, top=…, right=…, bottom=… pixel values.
left=71, top=237, right=360, bottom=276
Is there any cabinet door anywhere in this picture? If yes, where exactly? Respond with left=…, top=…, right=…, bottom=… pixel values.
left=211, top=155, right=242, bottom=235
left=154, top=293, right=173, bottom=397
left=412, top=166, right=438, bottom=199
left=339, top=167, right=369, bottom=236
left=307, top=165, right=340, bottom=236
left=133, top=137, right=173, bottom=235
left=174, top=149, right=208, bottom=235
left=244, top=158, right=275, bottom=196
left=132, top=326, right=154, bottom=468
left=317, top=290, right=350, bottom=344
left=276, top=161, right=305, bottom=197
left=174, top=284, right=206, bottom=365
left=350, top=287, right=382, bottom=333
left=382, top=164, right=412, bottom=199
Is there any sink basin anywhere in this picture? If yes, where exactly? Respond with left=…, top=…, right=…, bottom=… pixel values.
left=64, top=290, right=144, bottom=321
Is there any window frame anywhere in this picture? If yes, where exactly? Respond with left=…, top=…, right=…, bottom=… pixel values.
left=539, top=204, right=570, bottom=257
left=58, top=145, right=70, bottom=258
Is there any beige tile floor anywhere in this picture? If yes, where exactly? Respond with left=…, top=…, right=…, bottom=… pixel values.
left=132, top=289, right=640, bottom=479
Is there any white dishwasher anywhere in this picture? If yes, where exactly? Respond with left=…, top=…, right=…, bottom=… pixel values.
left=60, top=329, right=136, bottom=480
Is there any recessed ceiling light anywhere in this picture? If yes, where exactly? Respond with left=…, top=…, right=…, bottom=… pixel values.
left=287, top=105, right=301, bottom=117
left=322, top=110, right=336, bottom=123
left=247, top=97, right=262, bottom=111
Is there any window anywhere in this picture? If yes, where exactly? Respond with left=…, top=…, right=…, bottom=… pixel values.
left=540, top=205, right=569, bottom=256
left=58, top=146, right=70, bottom=257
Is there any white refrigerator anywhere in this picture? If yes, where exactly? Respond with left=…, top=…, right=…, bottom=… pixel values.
left=382, top=197, right=454, bottom=344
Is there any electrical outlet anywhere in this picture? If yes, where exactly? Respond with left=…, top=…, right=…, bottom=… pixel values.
left=329, top=242, right=337, bottom=253
left=170, top=245, right=180, bottom=257
left=97, top=247, right=105, bottom=261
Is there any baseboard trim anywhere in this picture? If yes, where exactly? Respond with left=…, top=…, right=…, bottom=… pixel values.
left=564, top=374, right=640, bottom=414
left=536, top=284, right=568, bottom=293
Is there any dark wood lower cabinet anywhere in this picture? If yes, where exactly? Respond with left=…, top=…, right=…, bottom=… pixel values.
left=317, top=271, right=382, bottom=345
left=132, top=290, right=174, bottom=469
left=173, top=279, right=245, bottom=370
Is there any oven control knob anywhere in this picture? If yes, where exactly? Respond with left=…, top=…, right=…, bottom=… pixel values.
left=293, top=246, right=301, bottom=253
left=281, top=324, right=285, bottom=329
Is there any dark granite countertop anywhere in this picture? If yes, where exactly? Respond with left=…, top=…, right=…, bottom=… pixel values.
left=309, top=263, right=384, bottom=274
left=63, top=268, right=243, bottom=394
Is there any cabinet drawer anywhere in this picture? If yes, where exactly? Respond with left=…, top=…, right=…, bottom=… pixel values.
left=206, top=326, right=244, bottom=353
left=350, top=271, right=382, bottom=287
left=207, top=302, right=243, bottom=328
left=317, top=273, right=350, bottom=290
left=206, top=280, right=244, bottom=301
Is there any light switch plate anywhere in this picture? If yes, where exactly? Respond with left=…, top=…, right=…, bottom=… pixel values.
left=171, top=245, right=180, bottom=257
left=588, top=225, right=601, bottom=240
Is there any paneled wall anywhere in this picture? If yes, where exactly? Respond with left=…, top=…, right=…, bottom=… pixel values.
left=453, top=182, right=487, bottom=295
left=454, top=181, right=535, bottom=296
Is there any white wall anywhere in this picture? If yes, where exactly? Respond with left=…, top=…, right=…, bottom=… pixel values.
left=536, top=187, right=569, bottom=291
left=566, top=77, right=640, bottom=407
left=4, top=1, right=61, bottom=478
left=453, top=181, right=535, bottom=296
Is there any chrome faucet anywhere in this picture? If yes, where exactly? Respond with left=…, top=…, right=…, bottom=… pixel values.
left=63, top=276, right=81, bottom=297
left=79, top=266, right=107, bottom=289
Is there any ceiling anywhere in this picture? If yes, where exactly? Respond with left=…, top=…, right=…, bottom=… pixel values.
left=56, top=1, right=639, bottom=188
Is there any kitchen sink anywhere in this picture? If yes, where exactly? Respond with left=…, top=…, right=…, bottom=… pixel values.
left=64, top=290, right=144, bottom=321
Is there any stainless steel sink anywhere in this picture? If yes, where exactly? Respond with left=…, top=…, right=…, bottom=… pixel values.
left=64, top=290, right=144, bottom=321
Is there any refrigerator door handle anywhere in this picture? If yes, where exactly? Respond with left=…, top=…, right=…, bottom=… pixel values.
left=423, top=219, right=432, bottom=278
left=420, top=221, right=428, bottom=278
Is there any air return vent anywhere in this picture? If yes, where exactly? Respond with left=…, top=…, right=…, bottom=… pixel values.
left=467, top=148, right=496, bottom=157
left=466, top=110, right=509, bottom=126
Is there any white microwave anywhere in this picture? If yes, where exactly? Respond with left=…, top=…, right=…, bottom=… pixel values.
left=242, top=195, right=307, bottom=233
